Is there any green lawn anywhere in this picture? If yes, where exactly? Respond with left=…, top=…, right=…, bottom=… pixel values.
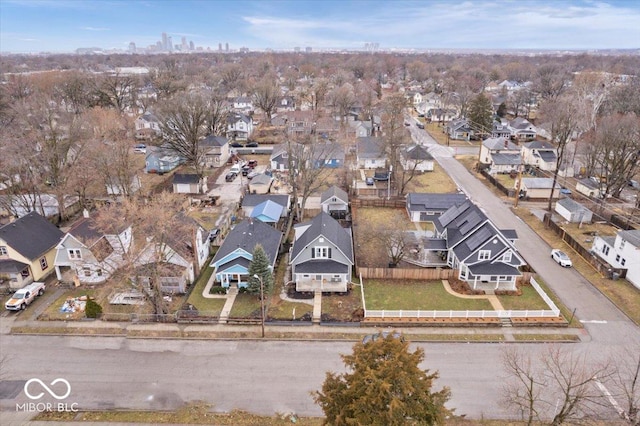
left=229, top=293, right=262, bottom=318
left=497, top=283, right=552, bottom=311
left=364, top=280, right=494, bottom=311
left=185, top=265, right=225, bottom=314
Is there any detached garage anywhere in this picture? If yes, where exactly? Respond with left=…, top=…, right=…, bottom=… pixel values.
left=555, top=198, right=593, bottom=224
left=518, top=178, right=561, bottom=200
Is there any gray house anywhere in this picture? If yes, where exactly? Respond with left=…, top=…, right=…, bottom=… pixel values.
left=241, top=194, right=290, bottom=218
left=290, top=212, right=354, bottom=292
left=145, top=146, right=184, bottom=174
left=320, top=186, right=349, bottom=218
left=406, top=193, right=468, bottom=222
left=356, top=136, right=386, bottom=169
left=199, top=135, right=230, bottom=168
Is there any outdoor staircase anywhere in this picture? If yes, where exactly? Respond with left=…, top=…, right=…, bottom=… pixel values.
left=500, top=317, right=513, bottom=327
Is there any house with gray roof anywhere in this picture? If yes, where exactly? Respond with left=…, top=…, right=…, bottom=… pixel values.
left=519, top=178, right=561, bottom=200
left=290, top=212, right=354, bottom=292
left=400, top=144, right=434, bottom=172
left=320, top=186, right=349, bottom=218
left=270, top=142, right=302, bottom=172
left=210, top=218, right=282, bottom=288
left=522, top=140, right=557, bottom=171
left=226, top=113, right=253, bottom=140
left=576, top=178, right=603, bottom=199
left=429, top=200, right=525, bottom=290
left=0, top=212, right=64, bottom=288
left=446, top=119, right=472, bottom=141
left=54, top=213, right=133, bottom=285
left=249, top=200, right=284, bottom=225
left=591, top=230, right=640, bottom=290
left=199, top=135, right=230, bottom=168
left=172, top=174, right=207, bottom=194
left=356, top=136, right=386, bottom=169
left=508, top=117, right=537, bottom=141
left=241, top=194, right=290, bottom=218
left=406, top=193, right=468, bottom=222
left=479, top=137, right=521, bottom=174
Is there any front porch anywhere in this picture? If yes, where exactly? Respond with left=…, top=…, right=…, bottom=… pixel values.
left=295, top=278, right=348, bottom=292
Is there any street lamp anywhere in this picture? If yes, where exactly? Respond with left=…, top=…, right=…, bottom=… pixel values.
left=253, top=274, right=265, bottom=338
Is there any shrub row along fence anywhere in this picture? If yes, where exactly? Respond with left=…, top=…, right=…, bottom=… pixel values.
left=543, top=213, right=627, bottom=279
left=360, top=274, right=561, bottom=319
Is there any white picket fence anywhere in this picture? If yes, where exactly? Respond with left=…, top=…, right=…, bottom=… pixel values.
left=362, top=274, right=561, bottom=319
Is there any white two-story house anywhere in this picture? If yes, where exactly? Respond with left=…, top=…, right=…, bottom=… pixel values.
left=591, top=230, right=640, bottom=290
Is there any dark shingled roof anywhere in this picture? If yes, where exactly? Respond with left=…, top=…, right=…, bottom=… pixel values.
left=173, top=174, right=201, bottom=185
left=406, top=193, right=468, bottom=213
left=0, top=212, right=64, bottom=260
left=211, top=219, right=282, bottom=267
left=0, top=259, right=29, bottom=273
left=294, top=260, right=349, bottom=274
left=468, top=262, right=521, bottom=276
left=291, top=212, right=353, bottom=262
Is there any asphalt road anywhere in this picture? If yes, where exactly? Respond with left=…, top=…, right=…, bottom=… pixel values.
left=0, top=125, right=638, bottom=422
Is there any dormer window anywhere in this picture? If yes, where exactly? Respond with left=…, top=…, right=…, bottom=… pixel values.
left=478, top=250, right=491, bottom=261
left=68, top=249, right=82, bottom=260
left=313, top=247, right=331, bottom=259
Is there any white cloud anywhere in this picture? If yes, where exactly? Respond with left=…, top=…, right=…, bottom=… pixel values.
left=81, top=26, right=110, bottom=32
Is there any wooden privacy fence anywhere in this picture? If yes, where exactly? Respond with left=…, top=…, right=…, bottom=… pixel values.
left=356, top=267, right=457, bottom=280
left=351, top=198, right=407, bottom=208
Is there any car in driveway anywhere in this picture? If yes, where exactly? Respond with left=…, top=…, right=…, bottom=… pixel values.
left=551, top=249, right=572, bottom=267
left=245, top=142, right=259, bottom=148
left=365, top=177, right=374, bottom=186
left=225, top=172, right=237, bottom=182
left=230, top=142, right=243, bottom=148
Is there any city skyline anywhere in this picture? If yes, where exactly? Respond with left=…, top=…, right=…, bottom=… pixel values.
left=1, top=0, right=639, bottom=54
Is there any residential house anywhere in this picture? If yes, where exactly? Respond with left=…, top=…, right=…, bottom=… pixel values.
left=232, top=96, right=253, bottom=112
left=54, top=213, right=132, bottom=285
left=0, top=193, right=80, bottom=220
left=311, top=143, right=345, bottom=169
left=480, top=138, right=521, bottom=174
left=278, top=96, right=295, bottom=111
left=591, top=230, right=640, bottom=290
left=227, top=113, right=253, bottom=141
left=134, top=112, right=162, bottom=140
left=314, top=116, right=342, bottom=139
left=347, top=120, right=374, bottom=138
left=199, top=135, right=230, bottom=168
left=555, top=198, right=593, bottom=224
left=210, top=218, right=282, bottom=288
left=518, top=178, right=561, bottom=199
left=576, top=178, right=604, bottom=199
left=241, top=194, right=290, bottom=219
left=320, top=186, right=349, bottom=219
left=356, top=136, right=386, bottom=169
left=400, top=144, right=435, bottom=172
left=279, top=110, right=315, bottom=137
left=270, top=143, right=300, bottom=172
left=491, top=122, right=512, bottom=139
left=431, top=201, right=526, bottom=290
left=145, top=146, right=183, bottom=174
left=249, top=200, right=284, bottom=225
left=427, top=108, right=457, bottom=123
left=522, top=141, right=557, bottom=171
left=509, top=117, right=537, bottom=141
left=0, top=212, right=64, bottom=289
left=172, top=174, right=207, bottom=194
left=406, top=193, right=468, bottom=222
left=132, top=215, right=209, bottom=294
left=446, top=119, right=472, bottom=141
left=106, top=175, right=141, bottom=197
left=248, top=174, right=273, bottom=195
left=406, top=91, right=423, bottom=106
left=290, top=212, right=354, bottom=292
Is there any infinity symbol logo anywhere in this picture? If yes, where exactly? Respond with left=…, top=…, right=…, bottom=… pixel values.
left=24, top=378, right=71, bottom=400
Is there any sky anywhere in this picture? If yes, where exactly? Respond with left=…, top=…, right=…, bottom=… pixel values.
left=1, top=0, right=639, bottom=53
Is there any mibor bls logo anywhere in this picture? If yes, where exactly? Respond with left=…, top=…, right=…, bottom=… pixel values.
left=16, top=378, right=79, bottom=412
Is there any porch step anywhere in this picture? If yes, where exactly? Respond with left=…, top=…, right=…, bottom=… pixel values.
left=500, top=317, right=513, bottom=327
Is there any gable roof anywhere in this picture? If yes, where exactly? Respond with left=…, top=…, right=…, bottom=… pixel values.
left=407, top=193, right=468, bottom=213
left=403, top=144, right=434, bottom=161
left=556, top=197, right=592, bottom=213
left=249, top=200, right=283, bottom=223
left=0, top=212, right=64, bottom=260
left=618, top=230, right=640, bottom=248
left=200, top=135, right=229, bottom=147
left=524, top=140, right=555, bottom=150
left=250, top=174, right=273, bottom=186
left=211, top=218, right=282, bottom=267
left=321, top=186, right=348, bottom=204
left=173, top=174, right=201, bottom=185
left=357, top=136, right=385, bottom=159
left=290, top=212, right=353, bottom=263
left=483, top=137, right=519, bottom=151
left=522, top=178, right=561, bottom=189
left=242, top=194, right=290, bottom=210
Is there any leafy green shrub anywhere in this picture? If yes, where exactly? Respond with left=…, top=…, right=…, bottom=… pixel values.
left=85, top=298, right=103, bottom=318
left=209, top=286, right=227, bottom=295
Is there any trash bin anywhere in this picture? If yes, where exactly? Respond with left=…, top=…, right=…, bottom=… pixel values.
left=612, top=272, right=620, bottom=281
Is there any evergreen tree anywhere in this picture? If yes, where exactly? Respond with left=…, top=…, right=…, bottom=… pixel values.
left=468, top=92, right=494, bottom=134
left=313, top=333, right=452, bottom=425
left=247, top=244, right=274, bottom=295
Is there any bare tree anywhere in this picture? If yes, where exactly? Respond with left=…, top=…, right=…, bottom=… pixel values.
left=327, top=83, right=356, bottom=126
left=253, top=78, right=280, bottom=122
left=502, top=345, right=612, bottom=426
left=604, top=342, right=640, bottom=425
left=379, top=227, right=410, bottom=267
left=534, top=64, right=569, bottom=101
left=539, top=95, right=581, bottom=211
left=93, top=73, right=136, bottom=113
left=150, top=58, right=186, bottom=101
left=380, top=93, right=411, bottom=192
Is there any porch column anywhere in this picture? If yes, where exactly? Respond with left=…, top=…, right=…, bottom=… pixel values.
left=494, top=277, right=500, bottom=291
left=55, top=265, right=62, bottom=281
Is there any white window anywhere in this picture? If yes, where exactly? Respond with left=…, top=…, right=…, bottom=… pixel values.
left=314, top=247, right=330, bottom=259
left=498, top=275, right=509, bottom=281
left=621, top=258, right=626, bottom=266
left=0, top=246, right=7, bottom=255
left=603, top=245, right=610, bottom=255
left=96, top=269, right=103, bottom=277
left=83, top=267, right=91, bottom=277
left=616, top=254, right=621, bottom=263
left=478, top=250, right=491, bottom=261
left=68, top=249, right=82, bottom=260
left=502, top=251, right=512, bottom=262
left=40, top=257, right=48, bottom=270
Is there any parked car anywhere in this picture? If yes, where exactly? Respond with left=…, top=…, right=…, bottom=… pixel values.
left=404, top=121, right=411, bottom=126
left=133, top=144, right=146, bottom=153
left=416, top=123, right=425, bottom=129
left=365, top=177, right=375, bottom=186
left=5, top=282, right=45, bottom=311
left=208, top=228, right=220, bottom=242
left=551, top=249, right=572, bottom=267
left=230, top=142, right=243, bottom=148
left=362, top=331, right=404, bottom=344
left=247, top=171, right=259, bottom=180
left=245, top=142, right=259, bottom=148
left=225, top=172, right=237, bottom=182
left=247, top=160, right=258, bottom=168
left=241, top=165, right=252, bottom=176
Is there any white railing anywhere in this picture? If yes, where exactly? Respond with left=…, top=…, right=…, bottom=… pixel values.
left=530, top=276, right=561, bottom=315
